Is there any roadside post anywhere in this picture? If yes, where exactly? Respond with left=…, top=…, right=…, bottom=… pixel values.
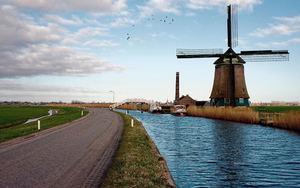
left=131, top=119, right=133, bottom=127
left=38, top=120, right=40, bottom=130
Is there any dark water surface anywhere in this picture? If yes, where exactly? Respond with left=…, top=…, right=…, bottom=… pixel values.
left=118, top=110, right=300, bottom=187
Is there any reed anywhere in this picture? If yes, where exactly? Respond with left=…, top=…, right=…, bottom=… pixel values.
left=187, top=106, right=260, bottom=124
left=117, top=103, right=137, bottom=110
left=47, top=103, right=113, bottom=108
left=274, top=111, right=300, bottom=130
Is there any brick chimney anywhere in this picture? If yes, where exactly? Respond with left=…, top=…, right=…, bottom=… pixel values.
left=175, top=72, right=179, bottom=101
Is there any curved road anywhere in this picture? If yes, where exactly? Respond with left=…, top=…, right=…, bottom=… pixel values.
left=0, top=108, right=124, bottom=188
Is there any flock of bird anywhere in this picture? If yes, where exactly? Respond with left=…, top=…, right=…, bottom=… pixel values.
left=126, top=15, right=174, bottom=40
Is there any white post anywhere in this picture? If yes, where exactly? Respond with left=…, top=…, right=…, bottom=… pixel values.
left=81, top=111, right=83, bottom=116
left=126, top=111, right=127, bottom=115
left=131, top=119, right=133, bottom=127
left=38, top=120, right=40, bottom=130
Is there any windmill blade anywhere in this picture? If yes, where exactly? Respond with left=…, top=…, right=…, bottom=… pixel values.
left=176, top=48, right=223, bottom=58
left=232, top=5, right=238, bottom=48
left=227, top=5, right=238, bottom=49
left=238, top=50, right=289, bottom=62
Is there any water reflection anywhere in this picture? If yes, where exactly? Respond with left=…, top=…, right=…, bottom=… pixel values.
left=212, top=121, right=247, bottom=187
left=118, top=110, right=300, bottom=187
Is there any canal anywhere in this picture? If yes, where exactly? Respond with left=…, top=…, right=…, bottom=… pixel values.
left=118, top=110, right=300, bottom=187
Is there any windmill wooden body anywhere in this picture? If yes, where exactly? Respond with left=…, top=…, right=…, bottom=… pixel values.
left=176, top=5, right=289, bottom=107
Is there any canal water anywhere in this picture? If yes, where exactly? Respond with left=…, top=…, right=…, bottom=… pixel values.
left=118, top=110, right=300, bottom=187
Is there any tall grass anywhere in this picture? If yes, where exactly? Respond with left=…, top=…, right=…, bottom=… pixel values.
left=187, top=106, right=260, bottom=124
left=117, top=103, right=138, bottom=110
left=274, top=111, right=300, bottom=130
left=47, top=103, right=113, bottom=108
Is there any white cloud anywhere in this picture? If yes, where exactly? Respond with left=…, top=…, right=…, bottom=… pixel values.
left=0, top=5, right=66, bottom=50
left=83, top=40, right=119, bottom=47
left=0, top=5, right=125, bottom=78
left=186, top=0, right=262, bottom=11
left=185, top=12, right=196, bottom=17
left=256, top=38, right=300, bottom=48
left=0, top=43, right=125, bottom=78
left=0, top=0, right=127, bottom=12
left=73, top=27, right=111, bottom=39
left=43, top=14, right=83, bottom=25
left=137, top=0, right=181, bottom=18
left=109, top=17, right=136, bottom=27
left=0, top=80, right=98, bottom=93
left=250, top=16, right=300, bottom=37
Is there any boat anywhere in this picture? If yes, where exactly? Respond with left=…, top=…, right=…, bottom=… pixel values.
left=148, top=103, right=165, bottom=114
left=172, top=105, right=187, bottom=116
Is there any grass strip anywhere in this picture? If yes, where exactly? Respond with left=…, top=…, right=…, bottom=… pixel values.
left=100, top=112, right=169, bottom=188
left=0, top=106, right=88, bottom=143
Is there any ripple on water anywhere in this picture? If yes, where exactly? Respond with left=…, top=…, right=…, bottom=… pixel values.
left=118, top=110, right=300, bottom=188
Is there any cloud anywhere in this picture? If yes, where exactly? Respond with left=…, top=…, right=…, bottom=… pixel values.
left=0, top=80, right=100, bottom=93
left=0, top=0, right=127, bottom=12
left=256, top=38, right=300, bottom=48
left=0, top=44, right=126, bottom=78
left=42, top=14, right=83, bottom=25
left=73, top=27, right=111, bottom=39
left=186, top=0, right=262, bottom=11
left=83, top=40, right=119, bottom=47
left=137, top=0, right=181, bottom=18
left=0, top=5, right=66, bottom=50
left=0, top=5, right=126, bottom=79
left=109, top=17, right=136, bottom=27
left=185, top=12, right=196, bottom=17
left=250, top=16, right=300, bottom=37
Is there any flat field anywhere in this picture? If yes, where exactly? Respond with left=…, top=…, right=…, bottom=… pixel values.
left=0, top=105, right=50, bottom=129
left=0, top=105, right=88, bottom=143
left=251, top=106, right=300, bottom=113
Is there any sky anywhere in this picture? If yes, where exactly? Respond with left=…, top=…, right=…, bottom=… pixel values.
left=0, top=0, right=299, bottom=103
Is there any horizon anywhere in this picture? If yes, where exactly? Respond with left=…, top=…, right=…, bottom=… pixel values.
left=0, top=0, right=299, bottom=103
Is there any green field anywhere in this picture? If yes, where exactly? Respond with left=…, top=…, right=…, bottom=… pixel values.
left=251, top=106, right=300, bottom=113
left=0, top=105, right=88, bottom=143
left=0, top=106, right=51, bottom=129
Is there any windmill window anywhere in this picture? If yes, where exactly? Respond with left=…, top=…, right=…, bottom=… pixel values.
left=243, top=89, right=245, bottom=94
left=216, top=90, right=219, bottom=95
left=224, top=98, right=230, bottom=104
left=239, top=98, right=244, bottom=104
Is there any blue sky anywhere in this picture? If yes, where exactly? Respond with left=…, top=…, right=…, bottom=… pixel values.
left=0, top=0, right=299, bottom=103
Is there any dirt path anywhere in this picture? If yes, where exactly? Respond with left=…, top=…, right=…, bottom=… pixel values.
left=0, top=108, right=124, bottom=188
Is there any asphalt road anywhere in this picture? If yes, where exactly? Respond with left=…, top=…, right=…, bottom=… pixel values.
left=0, top=108, right=124, bottom=188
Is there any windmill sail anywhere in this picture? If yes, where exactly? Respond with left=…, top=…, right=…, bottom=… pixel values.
left=176, top=48, right=223, bottom=58
left=228, top=5, right=238, bottom=48
left=238, top=50, right=289, bottom=62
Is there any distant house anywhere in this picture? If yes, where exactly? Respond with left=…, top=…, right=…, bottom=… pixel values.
left=174, top=94, right=196, bottom=107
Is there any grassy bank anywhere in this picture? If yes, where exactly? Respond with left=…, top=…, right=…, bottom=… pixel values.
left=100, top=112, right=172, bottom=188
left=0, top=106, right=88, bottom=143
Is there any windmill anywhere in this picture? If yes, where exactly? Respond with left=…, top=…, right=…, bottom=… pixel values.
left=176, top=5, right=289, bottom=107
